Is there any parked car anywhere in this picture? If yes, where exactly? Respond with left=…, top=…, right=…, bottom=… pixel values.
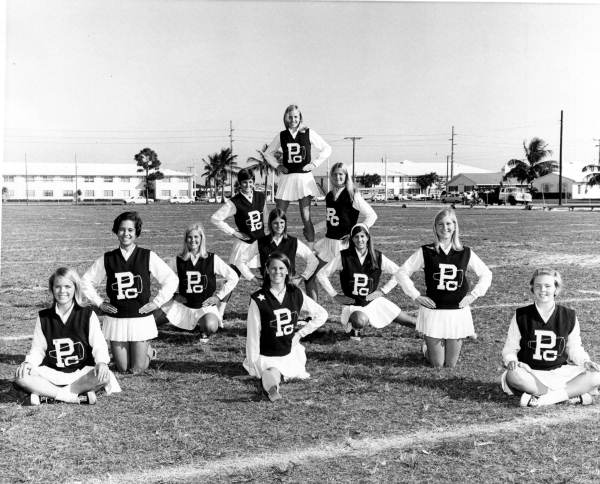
left=498, top=187, right=532, bottom=205
left=412, top=193, right=429, bottom=200
left=169, top=195, right=194, bottom=204
left=394, top=194, right=409, bottom=201
left=373, top=193, right=386, bottom=202
left=126, top=195, right=154, bottom=204
left=441, top=193, right=463, bottom=204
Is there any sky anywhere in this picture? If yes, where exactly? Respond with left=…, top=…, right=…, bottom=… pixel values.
left=3, top=0, right=600, bottom=178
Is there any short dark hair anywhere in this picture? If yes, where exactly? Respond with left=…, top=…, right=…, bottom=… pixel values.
left=112, top=211, right=143, bottom=237
left=237, top=168, right=255, bottom=183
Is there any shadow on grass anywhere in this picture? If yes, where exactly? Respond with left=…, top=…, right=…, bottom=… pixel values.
left=389, top=374, right=506, bottom=404
left=307, top=348, right=424, bottom=367
left=0, top=354, right=25, bottom=365
left=154, top=359, right=247, bottom=377
left=157, top=326, right=246, bottom=344
left=0, top=378, right=26, bottom=404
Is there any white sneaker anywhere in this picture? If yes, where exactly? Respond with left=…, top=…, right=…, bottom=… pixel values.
left=349, top=329, right=361, bottom=341
left=520, top=392, right=539, bottom=407
left=569, top=393, right=593, bottom=406
left=199, top=334, right=210, bottom=343
left=29, top=394, right=40, bottom=406
left=267, top=385, right=282, bottom=402
left=85, top=390, right=97, bottom=405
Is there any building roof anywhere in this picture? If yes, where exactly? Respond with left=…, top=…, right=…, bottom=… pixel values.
left=448, top=172, right=504, bottom=185
left=2, top=162, right=191, bottom=177
left=352, top=160, right=492, bottom=177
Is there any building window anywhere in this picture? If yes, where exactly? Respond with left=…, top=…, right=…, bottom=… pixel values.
left=120, top=177, right=130, bottom=183
left=464, top=185, right=474, bottom=192
left=3, top=176, right=15, bottom=182
left=103, top=177, right=113, bottom=183
left=84, top=176, right=94, bottom=183
left=56, top=176, right=74, bottom=182
left=542, top=183, right=552, bottom=193
left=27, top=189, right=35, bottom=198
left=63, top=190, right=74, bottom=197
left=40, top=176, right=52, bottom=181
left=577, top=184, right=582, bottom=195
left=6, top=190, right=14, bottom=197
left=43, top=190, right=54, bottom=197
left=161, top=190, right=171, bottom=197
left=104, top=190, right=114, bottom=197
left=179, top=190, right=188, bottom=196
left=84, top=190, right=95, bottom=197
left=121, top=190, right=130, bottom=197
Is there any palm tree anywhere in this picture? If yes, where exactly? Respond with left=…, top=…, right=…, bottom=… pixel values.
left=202, top=148, right=238, bottom=203
left=134, top=147, right=164, bottom=203
left=503, top=137, right=557, bottom=185
left=247, top=144, right=277, bottom=202
left=582, top=161, right=600, bottom=187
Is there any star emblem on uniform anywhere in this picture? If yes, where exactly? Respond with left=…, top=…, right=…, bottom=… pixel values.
left=257, top=294, right=265, bottom=301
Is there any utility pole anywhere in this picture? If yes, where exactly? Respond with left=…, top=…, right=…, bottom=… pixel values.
left=383, top=155, right=388, bottom=201
left=558, top=110, right=564, bottom=206
left=25, top=153, right=29, bottom=206
left=187, top=164, right=195, bottom=198
left=594, top=138, right=600, bottom=164
left=344, top=136, right=362, bottom=181
left=446, top=155, right=449, bottom=191
left=449, top=126, right=456, bottom=179
left=74, top=153, right=78, bottom=205
left=229, top=120, right=234, bottom=197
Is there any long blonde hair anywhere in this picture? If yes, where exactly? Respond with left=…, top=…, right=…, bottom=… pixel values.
left=49, top=267, right=85, bottom=307
left=433, top=208, right=463, bottom=252
left=330, top=162, right=355, bottom=202
left=178, top=222, right=208, bottom=260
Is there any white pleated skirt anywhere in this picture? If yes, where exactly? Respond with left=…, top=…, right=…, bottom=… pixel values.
left=163, top=299, right=221, bottom=331
left=102, top=314, right=158, bottom=342
left=501, top=364, right=586, bottom=395
left=35, top=365, right=122, bottom=394
left=314, top=236, right=350, bottom=263
left=243, top=342, right=309, bottom=380
left=340, top=297, right=402, bottom=332
left=229, top=239, right=260, bottom=270
left=416, top=306, right=475, bottom=339
left=276, top=172, right=320, bottom=201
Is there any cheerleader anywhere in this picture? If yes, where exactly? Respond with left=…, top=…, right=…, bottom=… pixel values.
left=210, top=168, right=267, bottom=284
left=238, top=208, right=319, bottom=290
left=311, top=163, right=377, bottom=298
left=162, top=223, right=239, bottom=342
left=317, top=223, right=415, bottom=341
left=502, top=268, right=600, bottom=407
left=82, top=211, right=178, bottom=373
left=15, top=267, right=121, bottom=405
left=244, top=252, right=328, bottom=401
left=396, top=208, right=492, bottom=368
left=264, top=104, right=331, bottom=246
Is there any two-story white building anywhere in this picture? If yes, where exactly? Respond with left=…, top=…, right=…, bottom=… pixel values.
left=1, top=162, right=194, bottom=202
left=315, top=159, right=492, bottom=197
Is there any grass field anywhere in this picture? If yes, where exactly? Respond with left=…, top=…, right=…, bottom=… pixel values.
left=2, top=203, right=600, bottom=483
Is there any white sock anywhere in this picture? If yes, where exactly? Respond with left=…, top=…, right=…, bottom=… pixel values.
left=537, top=389, right=569, bottom=406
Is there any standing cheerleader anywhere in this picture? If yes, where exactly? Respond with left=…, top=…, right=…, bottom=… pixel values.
left=82, top=211, right=178, bottom=373
left=502, top=268, right=600, bottom=407
left=162, top=223, right=239, bottom=342
left=264, top=104, right=332, bottom=246
left=396, top=208, right=492, bottom=368
left=317, top=224, right=415, bottom=341
left=210, top=168, right=267, bottom=285
left=15, top=267, right=121, bottom=405
left=238, top=208, right=319, bottom=289
left=244, top=252, right=328, bottom=401
left=311, top=163, right=377, bottom=297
